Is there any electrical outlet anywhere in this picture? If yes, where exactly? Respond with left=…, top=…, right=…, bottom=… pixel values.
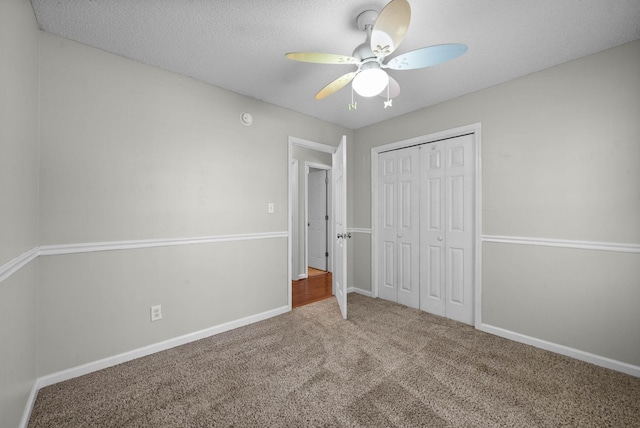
left=267, top=203, right=274, bottom=214
left=150, top=305, right=162, bottom=322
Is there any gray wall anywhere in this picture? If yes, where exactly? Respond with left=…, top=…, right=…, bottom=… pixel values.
left=352, top=40, right=640, bottom=366
left=0, top=0, right=40, bottom=426
left=2, top=2, right=638, bottom=423
left=36, top=32, right=351, bottom=376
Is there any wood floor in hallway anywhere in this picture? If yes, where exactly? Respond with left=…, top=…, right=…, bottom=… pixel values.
left=292, top=268, right=332, bottom=308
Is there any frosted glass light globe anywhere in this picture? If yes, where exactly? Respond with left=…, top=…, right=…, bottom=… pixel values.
left=352, top=69, right=389, bottom=97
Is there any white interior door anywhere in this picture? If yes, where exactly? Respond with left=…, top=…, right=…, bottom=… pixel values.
left=332, top=136, right=347, bottom=319
left=378, top=147, right=420, bottom=308
left=420, top=134, right=474, bottom=325
left=420, top=143, right=446, bottom=316
left=378, top=150, right=397, bottom=303
left=397, top=147, right=420, bottom=309
left=443, top=135, right=474, bottom=324
left=308, top=168, right=327, bottom=271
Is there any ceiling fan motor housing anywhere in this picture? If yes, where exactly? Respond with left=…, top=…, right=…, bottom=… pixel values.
left=354, top=10, right=379, bottom=61
left=352, top=41, right=376, bottom=61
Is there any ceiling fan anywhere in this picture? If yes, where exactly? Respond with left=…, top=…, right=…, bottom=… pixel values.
left=285, top=0, right=467, bottom=108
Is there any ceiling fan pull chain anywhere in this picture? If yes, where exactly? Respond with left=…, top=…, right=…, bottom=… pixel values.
left=384, top=84, right=393, bottom=109
left=349, top=86, right=357, bottom=111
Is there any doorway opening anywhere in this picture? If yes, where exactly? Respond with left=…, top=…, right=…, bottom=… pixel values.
left=307, top=165, right=330, bottom=273
left=288, top=136, right=348, bottom=318
left=288, top=137, right=335, bottom=309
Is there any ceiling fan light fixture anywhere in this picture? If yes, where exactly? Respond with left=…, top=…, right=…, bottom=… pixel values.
left=285, top=0, right=467, bottom=102
left=352, top=68, right=389, bottom=97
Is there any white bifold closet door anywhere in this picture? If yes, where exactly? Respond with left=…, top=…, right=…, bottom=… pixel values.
left=420, top=134, right=474, bottom=325
left=376, top=134, right=475, bottom=325
left=378, top=146, right=420, bottom=309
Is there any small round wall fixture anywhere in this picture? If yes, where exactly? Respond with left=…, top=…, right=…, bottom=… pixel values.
left=240, top=112, right=253, bottom=126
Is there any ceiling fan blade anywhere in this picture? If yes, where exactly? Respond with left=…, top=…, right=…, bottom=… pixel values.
left=285, top=52, right=359, bottom=65
left=378, top=75, right=400, bottom=98
left=315, top=72, right=357, bottom=100
left=385, top=44, right=468, bottom=70
left=371, top=0, right=411, bottom=59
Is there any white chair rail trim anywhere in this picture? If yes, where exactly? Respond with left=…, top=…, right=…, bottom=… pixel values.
left=0, top=247, right=39, bottom=283
left=39, top=231, right=289, bottom=256
left=482, top=235, right=640, bottom=254
left=1, top=232, right=288, bottom=284
left=347, top=227, right=372, bottom=234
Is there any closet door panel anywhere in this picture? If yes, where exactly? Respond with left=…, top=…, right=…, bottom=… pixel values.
left=378, top=151, right=398, bottom=303
left=443, top=135, right=474, bottom=325
left=377, top=147, right=419, bottom=307
left=420, top=144, right=446, bottom=315
left=397, top=147, right=420, bottom=308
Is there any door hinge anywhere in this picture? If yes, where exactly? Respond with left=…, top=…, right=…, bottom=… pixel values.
left=325, top=215, right=329, bottom=220
left=325, top=252, right=329, bottom=257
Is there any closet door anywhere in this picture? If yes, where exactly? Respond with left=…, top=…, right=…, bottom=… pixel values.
left=420, top=135, right=474, bottom=325
left=420, top=143, right=446, bottom=317
left=378, top=147, right=420, bottom=308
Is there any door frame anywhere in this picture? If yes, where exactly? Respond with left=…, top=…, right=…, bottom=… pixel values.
left=305, top=163, right=332, bottom=275
left=370, top=123, right=483, bottom=327
left=288, top=136, right=337, bottom=310
left=290, top=159, right=299, bottom=281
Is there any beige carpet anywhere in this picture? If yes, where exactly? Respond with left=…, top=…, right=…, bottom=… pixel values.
left=29, top=294, right=640, bottom=427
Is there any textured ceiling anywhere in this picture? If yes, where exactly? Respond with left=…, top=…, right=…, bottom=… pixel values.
left=30, top=0, right=640, bottom=130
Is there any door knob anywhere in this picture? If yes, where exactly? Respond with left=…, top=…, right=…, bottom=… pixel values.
left=438, top=236, right=443, bottom=241
left=337, top=233, right=343, bottom=239
left=397, top=234, right=403, bottom=238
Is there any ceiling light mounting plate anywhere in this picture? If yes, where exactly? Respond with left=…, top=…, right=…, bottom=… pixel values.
left=357, top=10, right=378, bottom=31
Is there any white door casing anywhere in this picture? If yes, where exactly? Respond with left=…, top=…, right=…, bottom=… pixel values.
left=288, top=136, right=343, bottom=314
left=290, top=159, right=299, bottom=280
left=333, top=136, right=348, bottom=320
left=308, top=168, right=328, bottom=271
left=378, top=147, right=420, bottom=309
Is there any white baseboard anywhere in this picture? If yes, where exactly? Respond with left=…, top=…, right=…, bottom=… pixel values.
left=19, top=380, right=39, bottom=428
left=347, top=287, right=373, bottom=297
left=478, top=323, right=640, bottom=378
left=36, top=305, right=289, bottom=389
left=20, top=305, right=290, bottom=427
